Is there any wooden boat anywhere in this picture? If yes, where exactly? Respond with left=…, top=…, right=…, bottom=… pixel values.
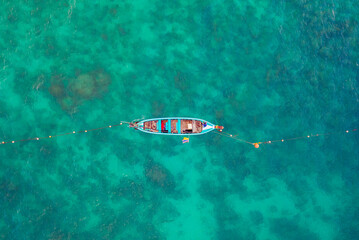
left=129, top=117, right=223, bottom=135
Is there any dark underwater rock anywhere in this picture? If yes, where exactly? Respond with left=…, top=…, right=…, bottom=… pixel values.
left=114, top=178, right=145, bottom=202
left=48, top=70, right=111, bottom=114
left=144, top=161, right=175, bottom=193
left=270, top=217, right=319, bottom=240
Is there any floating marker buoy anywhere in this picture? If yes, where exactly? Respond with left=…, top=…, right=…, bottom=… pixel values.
left=2, top=120, right=357, bottom=147
left=0, top=121, right=130, bottom=145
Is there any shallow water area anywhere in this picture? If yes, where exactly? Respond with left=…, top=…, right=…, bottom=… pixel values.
left=1, top=0, right=359, bottom=239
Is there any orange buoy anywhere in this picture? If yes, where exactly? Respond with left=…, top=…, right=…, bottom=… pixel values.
left=254, top=143, right=259, bottom=148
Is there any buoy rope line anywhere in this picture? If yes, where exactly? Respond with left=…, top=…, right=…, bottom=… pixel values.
left=1, top=121, right=357, bottom=148
left=216, top=128, right=358, bottom=148
left=212, top=130, right=254, bottom=145
left=0, top=122, right=130, bottom=145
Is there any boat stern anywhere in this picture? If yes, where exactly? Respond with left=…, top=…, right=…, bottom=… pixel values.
left=215, top=125, right=224, bottom=132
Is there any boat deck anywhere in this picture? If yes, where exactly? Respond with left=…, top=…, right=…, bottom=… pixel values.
left=137, top=117, right=213, bottom=135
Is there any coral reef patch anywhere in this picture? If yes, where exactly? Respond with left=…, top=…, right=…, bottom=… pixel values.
left=48, top=70, right=111, bottom=114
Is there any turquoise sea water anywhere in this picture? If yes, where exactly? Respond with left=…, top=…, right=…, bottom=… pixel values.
left=1, top=0, right=359, bottom=239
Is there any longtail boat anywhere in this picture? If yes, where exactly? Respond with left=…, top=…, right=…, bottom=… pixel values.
left=129, top=117, right=224, bottom=135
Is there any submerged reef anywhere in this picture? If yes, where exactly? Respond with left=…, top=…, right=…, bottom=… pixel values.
left=48, top=70, right=111, bottom=114
left=145, top=160, right=175, bottom=193
left=113, top=177, right=145, bottom=203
